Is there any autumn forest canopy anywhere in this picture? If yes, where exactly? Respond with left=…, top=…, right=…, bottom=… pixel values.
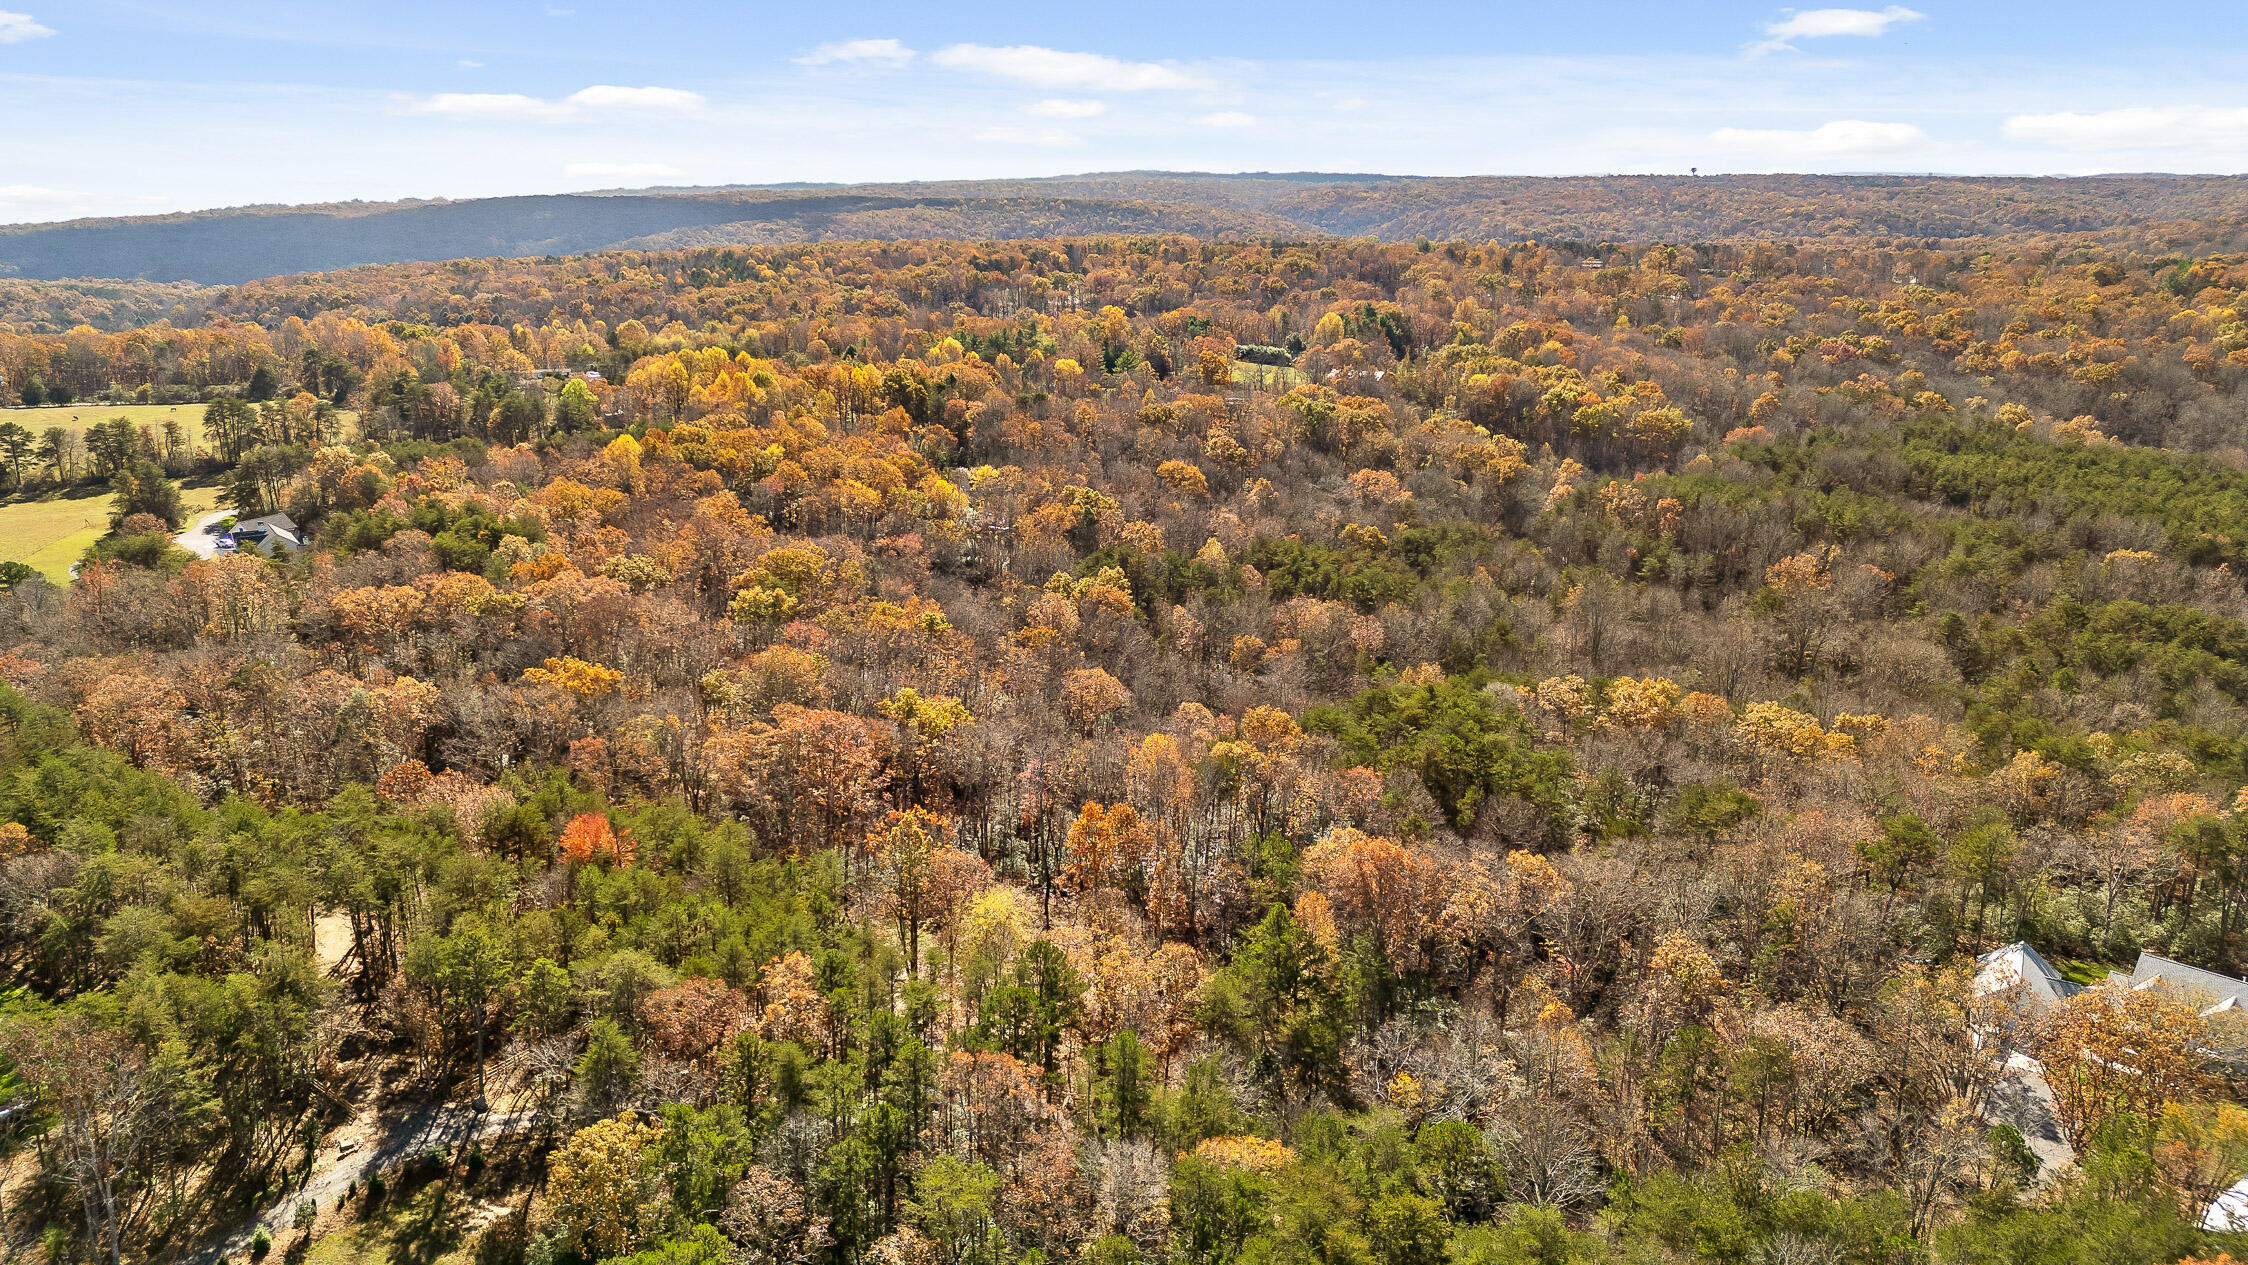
left=10, top=184, right=2248, bottom=1265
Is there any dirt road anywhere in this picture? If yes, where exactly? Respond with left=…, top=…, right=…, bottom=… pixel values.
left=197, top=1102, right=537, bottom=1262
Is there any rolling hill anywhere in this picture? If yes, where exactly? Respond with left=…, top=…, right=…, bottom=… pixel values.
left=3, top=172, right=2247, bottom=288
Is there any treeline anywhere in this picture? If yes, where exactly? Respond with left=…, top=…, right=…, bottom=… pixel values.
left=4, top=173, right=2248, bottom=291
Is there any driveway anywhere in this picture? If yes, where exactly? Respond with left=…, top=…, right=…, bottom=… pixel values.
left=1985, top=1051, right=2075, bottom=1182
left=197, top=1101, right=538, bottom=1262
left=174, top=509, right=234, bottom=560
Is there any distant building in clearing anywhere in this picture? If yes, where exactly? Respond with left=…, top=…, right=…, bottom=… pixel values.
left=222, top=513, right=307, bottom=557
left=513, top=368, right=589, bottom=392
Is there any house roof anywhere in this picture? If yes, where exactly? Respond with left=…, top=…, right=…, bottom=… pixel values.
left=229, top=513, right=306, bottom=554
left=2206, top=1174, right=2248, bottom=1231
left=1974, top=942, right=2248, bottom=1021
left=1975, top=942, right=2082, bottom=1005
left=2126, top=951, right=2248, bottom=1016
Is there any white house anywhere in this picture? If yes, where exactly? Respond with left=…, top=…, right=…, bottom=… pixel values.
left=1974, top=942, right=2082, bottom=1008
left=1974, top=941, right=2248, bottom=1017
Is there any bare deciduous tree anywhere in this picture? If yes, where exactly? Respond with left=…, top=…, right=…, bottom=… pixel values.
left=3, top=1016, right=169, bottom=1265
left=1488, top=1098, right=1603, bottom=1209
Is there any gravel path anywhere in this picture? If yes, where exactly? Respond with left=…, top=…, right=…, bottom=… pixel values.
left=197, top=1102, right=537, bottom=1263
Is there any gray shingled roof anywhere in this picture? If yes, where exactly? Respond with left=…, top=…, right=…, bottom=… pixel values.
left=2129, top=951, right=2248, bottom=1012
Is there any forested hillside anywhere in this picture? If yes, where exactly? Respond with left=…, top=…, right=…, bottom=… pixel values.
left=4, top=227, right=2248, bottom=1265
left=0, top=190, right=1299, bottom=288
left=6, top=172, right=2248, bottom=287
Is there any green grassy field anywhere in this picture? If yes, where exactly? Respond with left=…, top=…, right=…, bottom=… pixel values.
left=0, top=402, right=363, bottom=453
left=1231, top=359, right=1304, bottom=391
left=3, top=484, right=221, bottom=582
left=0, top=401, right=210, bottom=438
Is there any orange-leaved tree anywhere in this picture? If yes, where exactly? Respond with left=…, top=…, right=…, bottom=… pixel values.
left=1064, top=802, right=1149, bottom=903
left=559, top=812, right=636, bottom=869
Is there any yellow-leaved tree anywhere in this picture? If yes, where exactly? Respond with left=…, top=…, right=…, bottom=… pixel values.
left=547, top=1114, right=659, bottom=1260
left=2038, top=981, right=2220, bottom=1151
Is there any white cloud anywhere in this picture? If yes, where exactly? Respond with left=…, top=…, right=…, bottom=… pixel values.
left=0, top=10, right=55, bottom=42
left=796, top=38, right=915, bottom=68
left=0, top=184, right=73, bottom=203
left=456, top=59, right=483, bottom=69
left=565, top=85, right=704, bottom=112
left=1709, top=118, right=1929, bottom=156
left=0, top=185, right=165, bottom=222
left=1025, top=98, right=1105, bottom=119
left=404, top=86, right=701, bottom=121
left=1195, top=111, right=1258, bottom=129
left=564, top=161, right=686, bottom=181
left=1334, top=96, right=1369, bottom=112
left=32, top=40, right=2248, bottom=220
left=1748, top=5, right=1923, bottom=55
left=2002, top=106, right=2248, bottom=151
left=972, top=125, right=1082, bottom=147
left=931, top=44, right=1207, bottom=91
left=407, top=92, right=571, bottom=120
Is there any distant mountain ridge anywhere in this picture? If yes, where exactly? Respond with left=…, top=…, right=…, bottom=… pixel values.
left=0, top=191, right=1291, bottom=286
left=4, top=172, right=2246, bottom=286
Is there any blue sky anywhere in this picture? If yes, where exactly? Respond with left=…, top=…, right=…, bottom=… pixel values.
left=1, top=1, right=2244, bottom=223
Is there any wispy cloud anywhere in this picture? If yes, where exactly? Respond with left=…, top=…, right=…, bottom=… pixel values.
left=1710, top=118, right=1929, bottom=156
left=565, top=85, right=704, bottom=112
left=1747, top=5, right=1923, bottom=56
left=25, top=32, right=2248, bottom=224
left=931, top=44, right=1208, bottom=91
left=406, top=85, right=701, bottom=120
left=0, top=10, right=55, bottom=43
left=972, top=125, right=1082, bottom=147
left=407, top=92, right=571, bottom=120
left=1025, top=98, right=1105, bottom=119
left=0, top=184, right=165, bottom=221
left=0, top=184, right=76, bottom=203
left=564, top=161, right=686, bottom=181
left=796, top=37, right=915, bottom=68
left=456, top=59, right=483, bottom=69
left=1194, top=111, right=1258, bottom=129
left=2003, top=106, right=2248, bottom=150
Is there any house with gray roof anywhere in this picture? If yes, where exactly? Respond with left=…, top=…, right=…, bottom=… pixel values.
left=1977, top=940, right=2248, bottom=1021
left=222, top=513, right=307, bottom=557
left=2109, top=950, right=2248, bottom=1017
